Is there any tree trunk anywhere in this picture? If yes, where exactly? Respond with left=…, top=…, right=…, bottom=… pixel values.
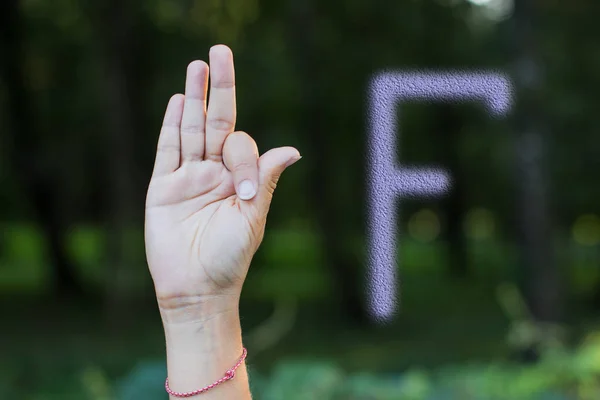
left=86, top=0, right=142, bottom=321
left=512, top=0, right=563, bottom=324
left=0, top=0, right=84, bottom=299
left=436, top=105, right=470, bottom=279
left=286, top=0, right=368, bottom=324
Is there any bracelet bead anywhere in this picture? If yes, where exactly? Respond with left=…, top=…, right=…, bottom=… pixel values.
left=165, top=347, right=247, bottom=397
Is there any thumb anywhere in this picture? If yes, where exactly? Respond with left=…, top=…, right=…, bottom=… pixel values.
left=252, top=146, right=301, bottom=213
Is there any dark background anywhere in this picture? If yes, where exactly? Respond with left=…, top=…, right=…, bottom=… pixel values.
left=2, top=0, right=600, bottom=398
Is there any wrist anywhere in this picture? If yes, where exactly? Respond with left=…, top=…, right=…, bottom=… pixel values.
left=160, top=295, right=249, bottom=398
left=163, top=305, right=243, bottom=354
left=158, top=293, right=241, bottom=326
left=153, top=286, right=251, bottom=397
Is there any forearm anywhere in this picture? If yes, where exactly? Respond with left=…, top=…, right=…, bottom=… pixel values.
left=160, top=297, right=252, bottom=400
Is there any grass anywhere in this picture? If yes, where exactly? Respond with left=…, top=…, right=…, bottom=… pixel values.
left=1, top=223, right=600, bottom=397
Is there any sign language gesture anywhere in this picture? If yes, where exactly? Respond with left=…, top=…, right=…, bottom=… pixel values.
left=145, top=45, right=301, bottom=317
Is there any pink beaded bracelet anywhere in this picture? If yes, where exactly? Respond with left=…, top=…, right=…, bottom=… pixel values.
left=165, top=347, right=248, bottom=397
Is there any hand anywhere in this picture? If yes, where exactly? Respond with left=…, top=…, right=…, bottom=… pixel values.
left=144, top=45, right=301, bottom=317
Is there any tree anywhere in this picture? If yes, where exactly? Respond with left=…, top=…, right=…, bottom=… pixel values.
left=285, top=0, right=369, bottom=324
left=84, top=0, right=148, bottom=316
left=0, top=0, right=84, bottom=298
left=436, top=105, right=471, bottom=278
left=511, top=0, right=563, bottom=326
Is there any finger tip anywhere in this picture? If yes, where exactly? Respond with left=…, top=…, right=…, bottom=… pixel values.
left=287, top=147, right=301, bottom=161
left=237, top=180, right=257, bottom=200
left=284, top=154, right=302, bottom=168
left=187, top=60, right=208, bottom=74
left=169, top=93, right=185, bottom=105
left=210, top=44, right=233, bottom=58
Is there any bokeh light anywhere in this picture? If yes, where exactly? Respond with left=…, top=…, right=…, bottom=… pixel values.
left=408, top=209, right=441, bottom=243
left=572, top=214, right=600, bottom=246
left=464, top=208, right=496, bottom=241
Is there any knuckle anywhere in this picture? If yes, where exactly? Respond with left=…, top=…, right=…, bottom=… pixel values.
left=180, top=124, right=204, bottom=134
left=231, top=160, right=256, bottom=171
left=224, top=131, right=252, bottom=146
left=157, top=143, right=179, bottom=153
left=207, top=117, right=234, bottom=132
left=211, top=80, right=235, bottom=89
left=184, top=151, right=203, bottom=160
left=266, top=176, right=279, bottom=195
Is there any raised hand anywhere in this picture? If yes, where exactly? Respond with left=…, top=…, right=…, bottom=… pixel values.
left=144, top=45, right=301, bottom=317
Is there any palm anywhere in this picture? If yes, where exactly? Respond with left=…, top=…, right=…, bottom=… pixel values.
left=144, top=46, right=300, bottom=301
left=146, top=162, right=253, bottom=296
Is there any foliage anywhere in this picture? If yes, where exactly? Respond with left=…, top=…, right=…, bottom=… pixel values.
left=105, top=333, right=600, bottom=400
left=253, top=336, right=600, bottom=400
left=115, top=361, right=167, bottom=400
left=101, top=285, right=600, bottom=400
left=2, top=0, right=600, bottom=398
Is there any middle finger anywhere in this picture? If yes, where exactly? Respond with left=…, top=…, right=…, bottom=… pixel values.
left=204, top=45, right=236, bottom=162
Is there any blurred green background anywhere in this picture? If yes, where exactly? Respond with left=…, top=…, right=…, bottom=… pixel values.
left=2, top=0, right=600, bottom=398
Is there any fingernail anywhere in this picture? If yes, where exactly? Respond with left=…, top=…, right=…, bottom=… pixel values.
left=285, top=155, right=302, bottom=168
left=238, top=180, right=256, bottom=200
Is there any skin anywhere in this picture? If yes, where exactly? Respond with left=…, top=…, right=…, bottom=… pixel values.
left=144, top=44, right=301, bottom=399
